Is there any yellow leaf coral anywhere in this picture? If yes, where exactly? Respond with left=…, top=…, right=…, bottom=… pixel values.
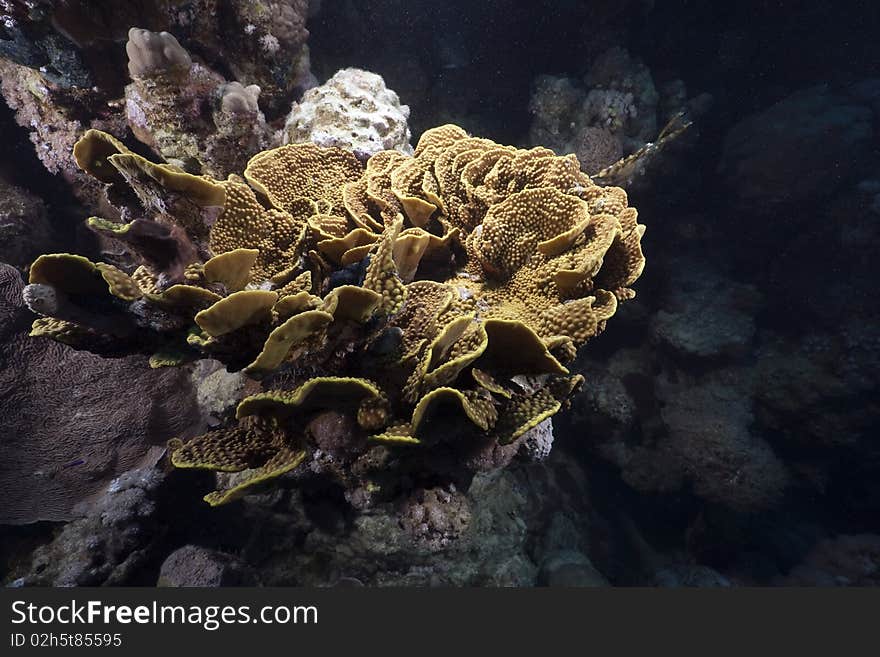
left=244, top=143, right=363, bottom=216
left=195, top=290, right=278, bottom=337
left=210, top=179, right=306, bottom=283
left=30, top=123, right=646, bottom=506
left=202, top=248, right=259, bottom=292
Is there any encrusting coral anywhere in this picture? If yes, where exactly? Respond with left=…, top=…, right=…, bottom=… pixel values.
left=26, top=123, right=646, bottom=507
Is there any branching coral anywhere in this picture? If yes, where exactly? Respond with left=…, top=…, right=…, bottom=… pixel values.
left=26, top=124, right=646, bottom=506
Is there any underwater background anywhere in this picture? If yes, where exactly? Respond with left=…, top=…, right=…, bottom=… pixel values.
left=0, top=0, right=878, bottom=587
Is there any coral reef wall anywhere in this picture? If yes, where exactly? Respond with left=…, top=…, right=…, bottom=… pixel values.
left=2, top=0, right=879, bottom=589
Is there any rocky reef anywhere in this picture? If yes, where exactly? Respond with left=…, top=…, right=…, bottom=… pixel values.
left=0, top=177, right=53, bottom=268
left=0, top=2, right=312, bottom=207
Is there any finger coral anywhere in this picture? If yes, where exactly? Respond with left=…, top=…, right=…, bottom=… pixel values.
left=27, top=123, right=646, bottom=506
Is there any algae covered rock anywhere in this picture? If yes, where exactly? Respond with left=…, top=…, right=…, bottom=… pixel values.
left=15, top=467, right=165, bottom=585
left=0, top=177, right=53, bottom=268
left=570, top=343, right=791, bottom=513
left=650, top=258, right=761, bottom=360
left=123, top=28, right=271, bottom=177
left=158, top=545, right=258, bottom=587
left=778, top=534, right=880, bottom=586
left=202, top=449, right=598, bottom=587
left=538, top=550, right=609, bottom=587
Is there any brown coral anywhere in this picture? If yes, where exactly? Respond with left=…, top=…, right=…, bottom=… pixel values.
left=126, top=28, right=192, bottom=79
left=244, top=143, right=364, bottom=216
left=28, top=123, right=646, bottom=507
left=572, top=126, right=624, bottom=176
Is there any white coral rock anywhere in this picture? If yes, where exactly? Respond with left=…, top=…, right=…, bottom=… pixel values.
left=282, top=67, right=413, bottom=157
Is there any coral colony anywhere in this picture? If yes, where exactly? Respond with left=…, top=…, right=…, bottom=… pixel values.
left=16, top=25, right=648, bottom=510
left=26, top=119, right=645, bottom=506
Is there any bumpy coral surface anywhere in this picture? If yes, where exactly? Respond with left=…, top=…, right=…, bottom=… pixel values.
left=584, top=47, right=659, bottom=150
left=282, top=68, right=413, bottom=157
left=27, top=124, right=646, bottom=506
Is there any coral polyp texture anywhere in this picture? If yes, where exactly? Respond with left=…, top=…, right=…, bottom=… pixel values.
left=282, top=68, right=413, bottom=157
left=26, top=124, right=646, bottom=506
